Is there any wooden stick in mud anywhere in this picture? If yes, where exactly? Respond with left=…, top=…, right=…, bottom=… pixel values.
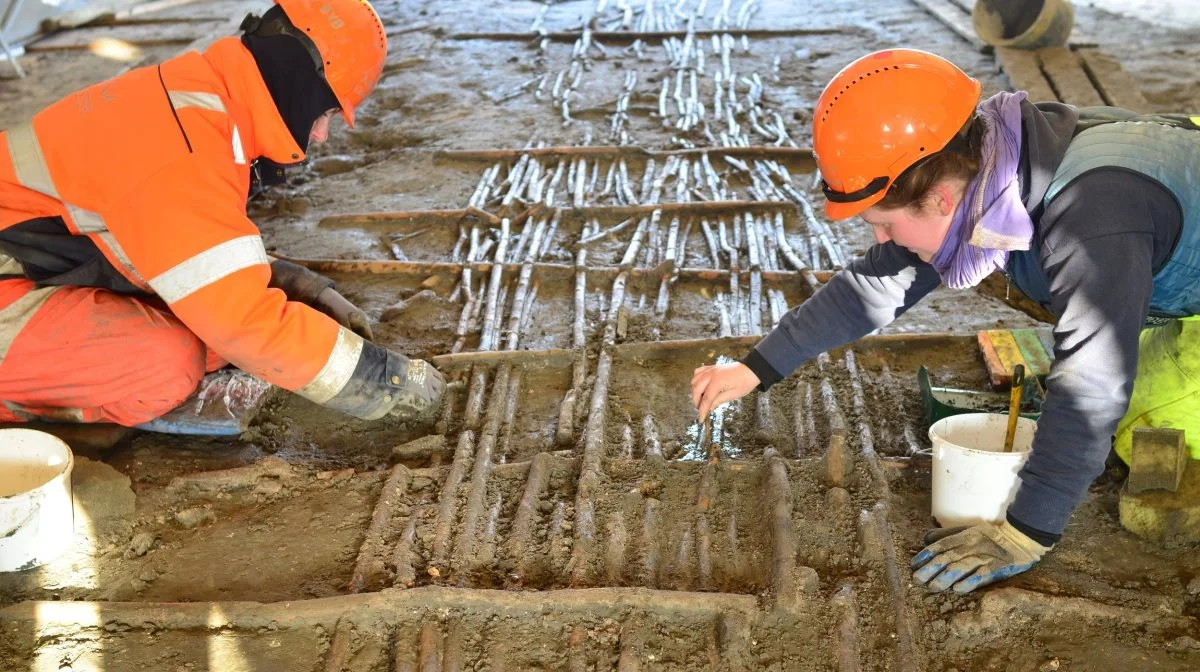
left=748, top=270, right=764, bottom=335
left=641, top=498, right=663, bottom=588
left=676, top=218, right=693, bottom=269
left=501, top=155, right=532, bottom=210
left=843, top=349, right=866, bottom=415
left=391, top=498, right=426, bottom=588
left=655, top=275, right=671, bottom=316
left=349, top=464, right=411, bottom=593
left=452, top=364, right=512, bottom=573
left=700, top=219, right=721, bottom=268
left=717, top=219, right=742, bottom=334
left=497, top=369, right=523, bottom=463
left=604, top=509, right=629, bottom=584
left=450, top=284, right=479, bottom=355
left=506, top=452, right=552, bottom=581
left=777, top=180, right=844, bottom=267
left=479, top=218, right=512, bottom=351
left=663, top=214, right=682, bottom=272
left=858, top=422, right=890, bottom=499
left=774, top=211, right=822, bottom=292
left=577, top=216, right=635, bottom=246
left=558, top=229, right=591, bottom=447
left=430, top=430, right=475, bottom=569
left=571, top=347, right=614, bottom=585
left=463, top=364, right=489, bottom=430
left=794, top=381, right=816, bottom=457
left=504, top=265, right=538, bottom=351
left=642, top=414, right=664, bottom=460
left=716, top=293, right=733, bottom=337
left=831, top=583, right=862, bottom=672
left=418, top=621, right=441, bottom=672
left=767, top=455, right=801, bottom=611
left=469, top=163, right=501, bottom=208
left=861, top=502, right=920, bottom=672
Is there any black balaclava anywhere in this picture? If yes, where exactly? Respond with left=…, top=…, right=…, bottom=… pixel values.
left=241, top=5, right=339, bottom=158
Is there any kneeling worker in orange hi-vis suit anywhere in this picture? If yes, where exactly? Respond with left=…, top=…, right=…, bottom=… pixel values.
left=0, top=0, right=446, bottom=427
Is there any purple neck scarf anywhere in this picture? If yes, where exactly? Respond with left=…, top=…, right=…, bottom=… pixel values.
left=929, top=92, right=1033, bottom=289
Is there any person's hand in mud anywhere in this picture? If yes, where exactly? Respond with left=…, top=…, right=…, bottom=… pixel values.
left=386, top=354, right=447, bottom=421
left=910, top=520, right=1052, bottom=594
left=690, top=361, right=760, bottom=418
left=314, top=286, right=375, bottom=341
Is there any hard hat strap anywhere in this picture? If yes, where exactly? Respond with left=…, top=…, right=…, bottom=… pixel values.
left=822, top=175, right=888, bottom=204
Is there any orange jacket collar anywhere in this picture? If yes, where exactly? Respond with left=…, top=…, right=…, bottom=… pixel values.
left=203, top=37, right=307, bottom=166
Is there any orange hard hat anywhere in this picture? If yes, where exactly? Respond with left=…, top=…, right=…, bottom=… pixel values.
left=813, top=49, right=981, bottom=220
left=275, top=0, right=387, bottom=127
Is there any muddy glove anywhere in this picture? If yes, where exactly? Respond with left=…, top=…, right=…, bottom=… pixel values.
left=268, top=260, right=374, bottom=341
left=910, top=520, right=1051, bottom=594
left=314, top=286, right=374, bottom=341
left=386, top=354, right=447, bottom=420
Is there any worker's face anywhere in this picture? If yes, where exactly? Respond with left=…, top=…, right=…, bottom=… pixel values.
left=859, top=183, right=961, bottom=262
left=309, top=109, right=338, bottom=145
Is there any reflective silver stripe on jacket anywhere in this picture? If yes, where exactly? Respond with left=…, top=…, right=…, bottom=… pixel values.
left=167, top=91, right=225, bottom=113
left=5, top=121, right=146, bottom=285
left=296, top=327, right=363, bottom=404
left=147, top=235, right=268, bottom=304
left=0, top=284, right=61, bottom=364
left=168, top=90, right=244, bottom=164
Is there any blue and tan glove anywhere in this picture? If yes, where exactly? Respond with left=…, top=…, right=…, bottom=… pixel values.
left=910, top=520, right=1052, bottom=594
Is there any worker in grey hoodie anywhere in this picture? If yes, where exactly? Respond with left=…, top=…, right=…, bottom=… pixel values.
left=690, top=48, right=1200, bottom=594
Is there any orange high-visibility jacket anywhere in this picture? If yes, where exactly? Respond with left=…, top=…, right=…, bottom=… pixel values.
left=0, top=37, right=396, bottom=420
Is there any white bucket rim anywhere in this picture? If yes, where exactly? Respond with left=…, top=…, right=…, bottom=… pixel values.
left=0, top=428, right=74, bottom=500
left=928, top=413, right=1037, bottom=457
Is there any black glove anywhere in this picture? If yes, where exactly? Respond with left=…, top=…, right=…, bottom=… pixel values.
left=314, top=286, right=374, bottom=341
left=386, top=355, right=446, bottom=420
left=268, top=259, right=332, bottom=303
left=268, top=260, right=374, bottom=341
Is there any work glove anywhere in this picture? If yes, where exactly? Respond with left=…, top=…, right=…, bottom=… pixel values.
left=910, top=520, right=1052, bottom=594
left=314, top=286, right=374, bottom=342
left=269, top=260, right=374, bottom=341
left=386, top=354, right=447, bottom=421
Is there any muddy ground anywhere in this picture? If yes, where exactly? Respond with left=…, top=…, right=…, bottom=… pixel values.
left=2, top=0, right=1200, bottom=670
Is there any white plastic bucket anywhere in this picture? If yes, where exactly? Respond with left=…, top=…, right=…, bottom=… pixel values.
left=929, top=413, right=1037, bottom=528
left=0, top=429, right=75, bottom=572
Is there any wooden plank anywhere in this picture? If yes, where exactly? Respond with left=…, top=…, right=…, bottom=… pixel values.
left=1036, top=46, right=1105, bottom=108
left=27, top=20, right=223, bottom=50
left=910, top=0, right=989, bottom=52
left=1011, top=328, right=1053, bottom=378
left=987, top=329, right=1030, bottom=376
left=980, top=330, right=1031, bottom=388
left=977, top=331, right=1007, bottom=388
left=995, top=47, right=1058, bottom=102
left=1076, top=48, right=1152, bottom=113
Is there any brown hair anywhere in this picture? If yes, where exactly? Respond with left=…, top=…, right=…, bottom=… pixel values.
left=875, top=115, right=988, bottom=211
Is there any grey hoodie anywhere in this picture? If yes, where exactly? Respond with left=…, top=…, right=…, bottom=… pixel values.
left=745, top=100, right=1184, bottom=540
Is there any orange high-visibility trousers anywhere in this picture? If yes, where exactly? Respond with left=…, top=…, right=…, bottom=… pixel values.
left=0, top=279, right=226, bottom=426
